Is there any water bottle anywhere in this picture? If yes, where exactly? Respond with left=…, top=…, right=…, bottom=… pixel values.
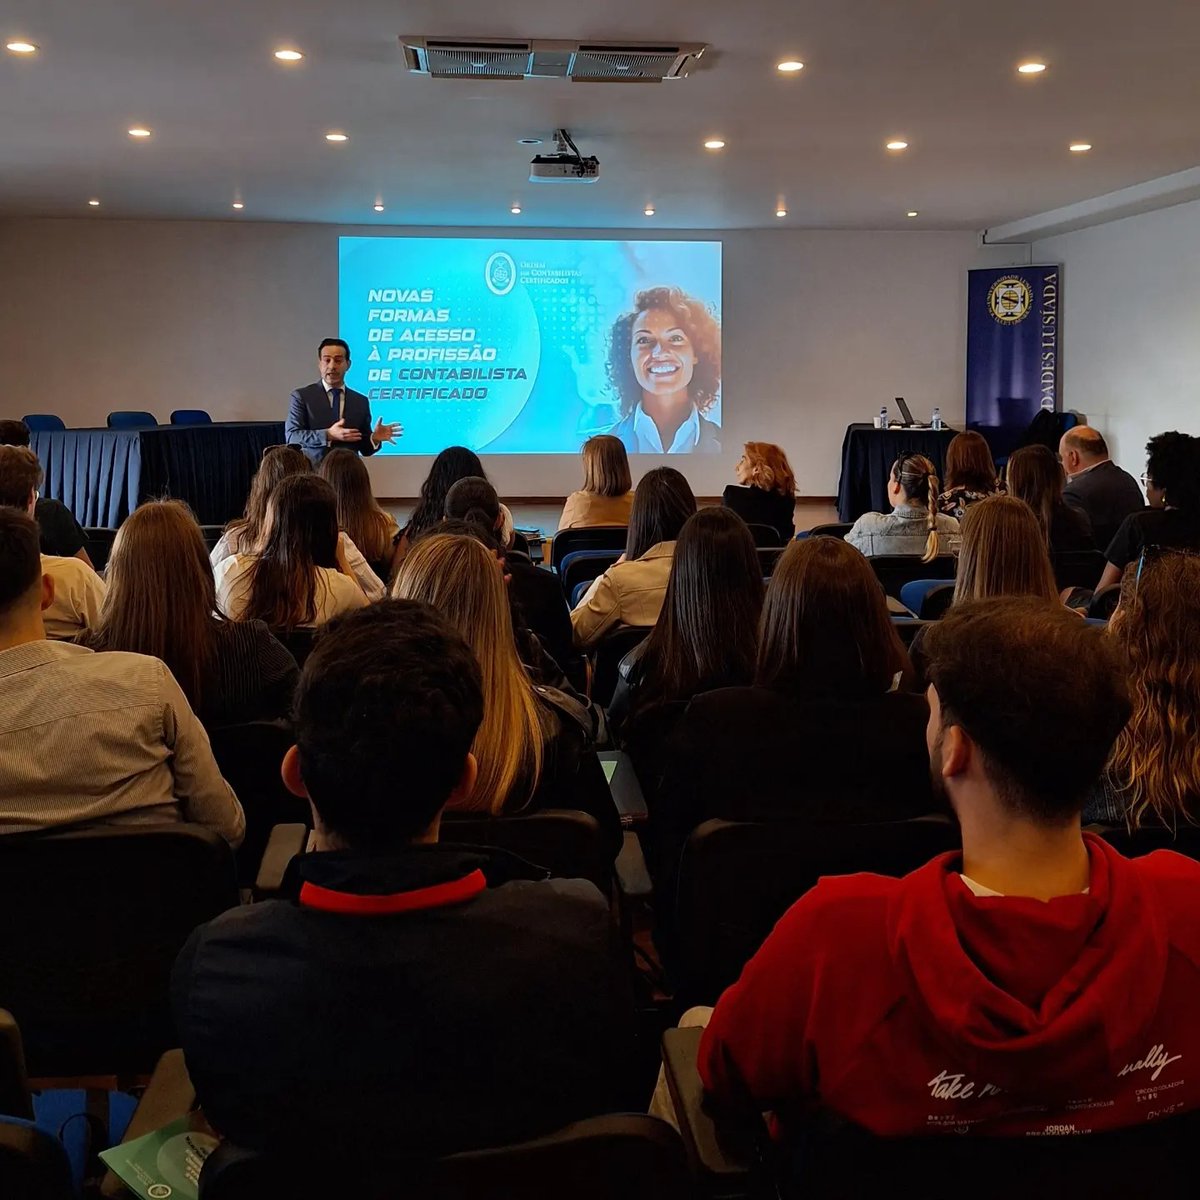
left=931, top=407, right=943, bottom=430
left=878, top=405, right=889, bottom=430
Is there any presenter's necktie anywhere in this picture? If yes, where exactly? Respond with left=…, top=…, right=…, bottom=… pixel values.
left=329, top=387, right=342, bottom=423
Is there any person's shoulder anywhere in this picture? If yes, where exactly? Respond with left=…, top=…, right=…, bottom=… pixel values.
left=1124, top=848, right=1200, bottom=952
left=768, top=869, right=900, bottom=953
left=488, top=874, right=609, bottom=928
left=42, top=553, right=104, bottom=588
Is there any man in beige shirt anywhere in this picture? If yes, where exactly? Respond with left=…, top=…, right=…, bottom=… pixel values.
left=0, top=508, right=244, bottom=845
left=0, top=444, right=106, bottom=638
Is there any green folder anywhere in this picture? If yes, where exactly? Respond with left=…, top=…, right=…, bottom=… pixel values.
left=99, top=1116, right=219, bottom=1200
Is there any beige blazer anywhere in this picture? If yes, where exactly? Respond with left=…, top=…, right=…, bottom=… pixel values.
left=557, top=490, right=634, bottom=531
left=570, top=541, right=675, bottom=650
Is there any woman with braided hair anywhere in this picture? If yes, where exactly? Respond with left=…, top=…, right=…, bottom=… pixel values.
left=846, top=452, right=959, bottom=562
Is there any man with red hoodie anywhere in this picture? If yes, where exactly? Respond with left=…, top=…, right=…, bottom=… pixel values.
left=698, top=596, right=1200, bottom=1137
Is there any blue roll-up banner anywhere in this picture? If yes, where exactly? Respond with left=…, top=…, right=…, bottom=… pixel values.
left=966, top=265, right=1061, bottom=458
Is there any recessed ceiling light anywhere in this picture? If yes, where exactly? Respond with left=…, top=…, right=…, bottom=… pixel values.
left=775, top=208, right=787, bottom=218
left=273, top=48, right=304, bottom=62
left=906, top=210, right=919, bottom=218
left=517, top=137, right=542, bottom=146
left=1017, top=61, right=1047, bottom=74
left=325, top=131, right=348, bottom=143
left=510, top=204, right=522, bottom=215
left=232, top=201, right=244, bottom=210
left=703, top=138, right=726, bottom=150
left=128, top=127, right=152, bottom=139
left=886, top=139, right=908, bottom=151
left=777, top=60, right=805, bottom=73
left=373, top=203, right=384, bottom=213
left=644, top=205, right=655, bottom=217
left=88, top=199, right=100, bottom=207
left=5, top=41, right=38, bottom=55
left=1069, top=142, right=1092, bottom=153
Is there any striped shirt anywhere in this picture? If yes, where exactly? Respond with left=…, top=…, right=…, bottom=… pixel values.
left=0, top=640, right=245, bottom=845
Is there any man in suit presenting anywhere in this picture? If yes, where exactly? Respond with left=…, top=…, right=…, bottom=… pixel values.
left=286, top=338, right=402, bottom=464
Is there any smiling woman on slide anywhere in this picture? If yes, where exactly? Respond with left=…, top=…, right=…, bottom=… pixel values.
left=605, top=286, right=722, bottom=454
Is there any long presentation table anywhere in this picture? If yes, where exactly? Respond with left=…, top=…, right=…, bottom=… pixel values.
left=836, top=423, right=958, bottom=522
left=31, top=422, right=286, bottom=528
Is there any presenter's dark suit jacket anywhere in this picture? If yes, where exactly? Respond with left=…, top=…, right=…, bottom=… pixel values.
left=608, top=408, right=722, bottom=454
left=286, top=381, right=377, bottom=464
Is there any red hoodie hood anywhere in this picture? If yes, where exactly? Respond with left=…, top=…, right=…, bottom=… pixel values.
left=888, top=834, right=1168, bottom=1095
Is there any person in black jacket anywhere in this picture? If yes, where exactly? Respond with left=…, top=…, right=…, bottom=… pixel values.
left=721, top=441, right=797, bottom=543
left=172, top=600, right=633, bottom=1167
left=1059, top=426, right=1145, bottom=551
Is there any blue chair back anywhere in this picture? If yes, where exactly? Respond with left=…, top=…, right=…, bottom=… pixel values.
left=170, top=408, right=213, bottom=425
left=21, top=414, right=65, bottom=432
left=106, top=411, right=158, bottom=429
left=900, top=578, right=955, bottom=618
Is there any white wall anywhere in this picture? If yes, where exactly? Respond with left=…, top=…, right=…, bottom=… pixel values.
left=0, top=217, right=1021, bottom=497
left=1032, top=198, right=1200, bottom=472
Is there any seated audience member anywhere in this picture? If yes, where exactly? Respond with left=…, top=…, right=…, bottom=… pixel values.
left=0, top=445, right=106, bottom=639
left=571, top=466, right=697, bottom=650
left=846, top=453, right=958, bottom=561
left=721, top=441, right=797, bottom=543
left=318, top=448, right=401, bottom=585
left=0, top=419, right=93, bottom=564
left=952, top=495, right=1058, bottom=604
left=558, top=434, right=635, bottom=530
left=211, top=445, right=384, bottom=601
left=1087, top=549, right=1200, bottom=826
left=0, top=509, right=243, bottom=843
left=396, top=445, right=486, bottom=557
left=445, top=476, right=580, bottom=685
left=609, top=507, right=763, bottom=771
left=393, top=534, right=620, bottom=851
left=937, top=430, right=1000, bottom=520
left=172, top=601, right=632, bottom=1163
left=84, top=500, right=298, bottom=728
left=1059, top=425, right=1145, bottom=550
left=215, top=475, right=368, bottom=630
left=1007, top=443, right=1094, bottom=553
left=1097, top=431, right=1200, bottom=591
left=697, top=597, right=1200, bottom=1138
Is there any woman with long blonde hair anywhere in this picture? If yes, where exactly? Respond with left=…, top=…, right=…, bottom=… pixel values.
left=1093, top=549, right=1200, bottom=829
left=953, top=495, right=1058, bottom=604
left=85, top=499, right=298, bottom=726
left=392, top=533, right=619, bottom=848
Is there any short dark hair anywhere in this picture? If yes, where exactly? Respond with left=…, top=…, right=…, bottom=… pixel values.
left=924, top=597, right=1131, bottom=822
left=1145, top=431, right=1200, bottom=511
left=444, top=476, right=500, bottom=528
left=318, top=338, right=351, bottom=361
left=0, top=419, right=31, bottom=448
left=0, top=509, right=43, bottom=616
left=0, top=445, right=42, bottom=510
left=293, top=600, right=484, bottom=847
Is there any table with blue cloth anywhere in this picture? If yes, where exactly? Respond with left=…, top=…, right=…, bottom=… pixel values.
left=31, top=422, right=286, bottom=528
left=836, top=423, right=958, bottom=522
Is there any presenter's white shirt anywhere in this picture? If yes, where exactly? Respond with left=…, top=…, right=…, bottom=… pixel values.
left=631, top=403, right=700, bottom=454
left=41, top=553, right=107, bottom=640
left=214, top=555, right=368, bottom=627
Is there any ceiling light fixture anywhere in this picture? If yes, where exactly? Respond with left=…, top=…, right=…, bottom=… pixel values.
left=906, top=210, right=919, bottom=218
left=1017, top=61, right=1047, bottom=74
left=777, top=60, right=804, bottom=73
left=776, top=208, right=787, bottom=218
left=273, top=49, right=304, bottom=62
left=1069, top=142, right=1092, bottom=153
left=644, top=205, right=655, bottom=217
left=5, top=41, right=38, bottom=55
left=703, top=138, right=726, bottom=150
left=128, top=126, right=152, bottom=139
left=510, top=204, right=522, bottom=215
left=517, top=137, right=542, bottom=146
left=373, top=203, right=385, bottom=213
left=232, top=201, right=244, bottom=210
left=886, top=139, right=908, bottom=151
left=88, top=199, right=100, bottom=207
left=325, top=131, right=348, bottom=143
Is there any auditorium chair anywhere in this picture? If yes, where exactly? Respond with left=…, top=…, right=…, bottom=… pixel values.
left=0, top=1120, right=73, bottom=1200
left=899, top=579, right=955, bottom=620
left=890, top=616, right=930, bottom=647
left=169, top=408, right=213, bottom=425
left=743, top=523, right=783, bottom=548
left=106, top=410, right=158, bottom=428
left=21, top=414, right=65, bottom=432
left=661, top=1025, right=1199, bottom=1200
left=198, top=523, right=225, bottom=553
left=756, top=545, right=784, bottom=576
left=560, top=549, right=623, bottom=602
left=870, top=554, right=955, bottom=600
left=272, top=627, right=319, bottom=668
left=673, top=816, right=960, bottom=1004
left=806, top=522, right=852, bottom=539
left=0, top=824, right=238, bottom=1077
left=551, top=525, right=627, bottom=573
left=1095, top=822, right=1200, bottom=866
left=1052, top=548, right=1107, bottom=591
left=83, top=526, right=118, bottom=572
left=591, top=626, right=650, bottom=707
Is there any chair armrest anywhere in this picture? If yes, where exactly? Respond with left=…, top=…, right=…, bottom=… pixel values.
left=99, top=1050, right=195, bottom=1197
left=661, top=1026, right=758, bottom=1196
left=599, top=751, right=649, bottom=825
left=0, top=1009, right=32, bottom=1120
left=614, top=831, right=652, bottom=901
left=253, top=823, right=308, bottom=898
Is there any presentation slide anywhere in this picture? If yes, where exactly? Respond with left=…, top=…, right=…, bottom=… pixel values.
left=338, top=237, right=722, bottom=455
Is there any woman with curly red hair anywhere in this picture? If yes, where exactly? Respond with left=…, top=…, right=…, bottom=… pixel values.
left=605, top=285, right=722, bottom=454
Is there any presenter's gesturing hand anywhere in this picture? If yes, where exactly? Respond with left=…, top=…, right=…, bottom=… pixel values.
left=327, top=418, right=362, bottom=444
left=372, top=417, right=404, bottom=447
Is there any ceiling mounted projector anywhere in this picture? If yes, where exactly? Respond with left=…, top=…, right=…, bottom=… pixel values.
left=530, top=129, right=599, bottom=183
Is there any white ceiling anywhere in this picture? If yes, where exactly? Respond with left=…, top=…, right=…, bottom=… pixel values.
left=2, top=0, right=1199, bottom=230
